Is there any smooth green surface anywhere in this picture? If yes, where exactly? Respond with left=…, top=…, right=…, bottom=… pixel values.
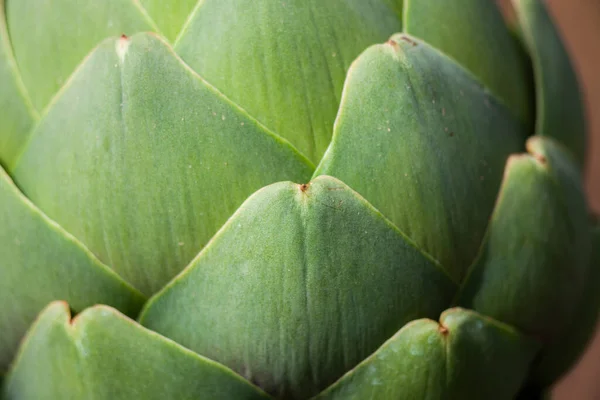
left=531, top=221, right=600, bottom=386
left=12, top=33, right=313, bottom=296
left=513, top=0, right=586, bottom=165
left=139, top=0, right=197, bottom=42
left=3, top=302, right=271, bottom=400
left=140, top=176, right=457, bottom=399
left=315, top=34, right=524, bottom=282
left=458, top=137, right=591, bottom=342
left=175, top=0, right=403, bottom=162
left=315, top=308, right=539, bottom=400
left=404, top=0, right=533, bottom=124
left=5, top=0, right=156, bottom=112
left=382, top=0, right=403, bottom=18
left=0, top=166, right=145, bottom=374
left=0, top=0, right=37, bottom=168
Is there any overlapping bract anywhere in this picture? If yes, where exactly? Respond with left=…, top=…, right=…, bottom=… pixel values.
left=0, top=0, right=596, bottom=399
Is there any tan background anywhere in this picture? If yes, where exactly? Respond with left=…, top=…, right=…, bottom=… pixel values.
left=497, top=0, right=600, bottom=398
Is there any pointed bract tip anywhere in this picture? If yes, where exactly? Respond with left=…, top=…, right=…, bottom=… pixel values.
left=386, top=39, right=399, bottom=49
left=116, top=34, right=131, bottom=63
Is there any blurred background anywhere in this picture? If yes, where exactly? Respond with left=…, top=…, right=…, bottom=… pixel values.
left=497, top=0, right=600, bottom=398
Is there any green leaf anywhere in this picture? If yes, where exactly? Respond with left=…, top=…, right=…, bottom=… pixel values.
left=513, top=0, right=586, bottom=165
left=0, top=166, right=144, bottom=374
left=315, top=34, right=524, bottom=282
left=404, top=0, right=533, bottom=124
left=381, top=0, right=403, bottom=18
left=138, top=0, right=198, bottom=42
left=140, top=175, right=457, bottom=399
left=3, top=302, right=271, bottom=400
left=12, top=33, right=313, bottom=296
left=314, top=308, right=539, bottom=400
left=174, top=0, right=403, bottom=162
left=458, top=136, right=591, bottom=342
left=531, top=220, right=600, bottom=386
left=0, top=0, right=37, bottom=168
left=5, top=0, right=156, bottom=112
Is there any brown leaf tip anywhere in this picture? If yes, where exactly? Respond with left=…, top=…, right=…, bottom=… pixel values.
left=387, top=36, right=418, bottom=49
left=438, top=324, right=449, bottom=336
left=116, top=34, right=131, bottom=63
left=399, top=36, right=418, bottom=47
left=386, top=39, right=399, bottom=50
left=533, top=153, right=547, bottom=165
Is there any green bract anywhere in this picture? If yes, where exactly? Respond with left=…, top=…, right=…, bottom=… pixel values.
left=0, top=1, right=597, bottom=399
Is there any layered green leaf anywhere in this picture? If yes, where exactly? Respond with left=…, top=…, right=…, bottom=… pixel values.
left=0, top=0, right=37, bottom=168
left=458, top=137, right=591, bottom=342
left=175, top=0, right=403, bottom=162
left=140, top=175, right=457, bottom=399
left=12, top=33, right=313, bottom=296
left=530, top=220, right=600, bottom=386
left=0, top=1, right=593, bottom=398
left=404, top=0, right=533, bottom=124
left=5, top=0, right=156, bottom=112
left=513, top=0, right=586, bottom=164
left=315, top=34, right=524, bottom=282
left=315, top=308, right=539, bottom=400
left=0, top=166, right=144, bottom=374
left=138, top=0, right=198, bottom=42
left=3, top=302, right=271, bottom=400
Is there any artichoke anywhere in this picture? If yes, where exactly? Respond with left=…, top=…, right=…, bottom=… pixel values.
left=1, top=0, right=598, bottom=399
